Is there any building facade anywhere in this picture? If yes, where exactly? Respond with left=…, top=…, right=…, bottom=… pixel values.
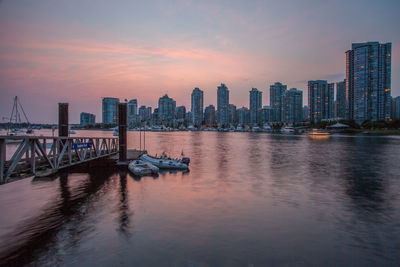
left=249, top=88, right=262, bottom=124
left=158, top=94, right=176, bottom=126
left=393, top=96, right=400, bottom=119
left=217, top=83, right=229, bottom=125
left=176, top=106, right=186, bottom=122
left=238, top=107, right=250, bottom=125
left=261, top=106, right=273, bottom=123
left=191, top=88, right=204, bottom=127
left=282, top=88, right=303, bottom=124
left=346, top=42, right=392, bottom=123
left=102, top=97, right=119, bottom=124
left=308, top=80, right=334, bottom=123
left=204, top=105, right=216, bottom=126
left=336, top=80, right=346, bottom=119
left=228, top=104, right=237, bottom=124
left=80, top=112, right=95, bottom=126
left=270, top=82, right=287, bottom=122
left=127, top=99, right=138, bottom=126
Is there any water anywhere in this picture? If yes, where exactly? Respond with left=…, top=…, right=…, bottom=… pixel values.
left=1, top=131, right=400, bottom=266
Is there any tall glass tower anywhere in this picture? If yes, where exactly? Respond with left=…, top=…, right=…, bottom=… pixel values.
left=346, top=42, right=391, bottom=123
left=102, top=97, right=119, bottom=124
left=308, top=80, right=334, bottom=123
left=217, top=83, right=229, bottom=126
left=249, top=88, right=262, bottom=124
left=191, top=88, right=204, bottom=127
left=270, top=82, right=287, bottom=122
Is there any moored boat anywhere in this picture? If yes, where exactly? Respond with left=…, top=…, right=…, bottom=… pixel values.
left=140, top=154, right=189, bottom=170
left=128, top=160, right=159, bottom=176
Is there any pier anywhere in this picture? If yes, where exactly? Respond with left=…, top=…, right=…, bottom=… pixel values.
left=0, top=101, right=144, bottom=184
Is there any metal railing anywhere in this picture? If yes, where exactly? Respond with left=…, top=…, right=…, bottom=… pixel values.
left=0, top=136, right=118, bottom=184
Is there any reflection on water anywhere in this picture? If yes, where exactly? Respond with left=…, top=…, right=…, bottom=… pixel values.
left=0, top=132, right=400, bottom=266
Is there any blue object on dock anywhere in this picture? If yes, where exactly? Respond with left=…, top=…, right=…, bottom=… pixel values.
left=72, top=142, right=93, bottom=149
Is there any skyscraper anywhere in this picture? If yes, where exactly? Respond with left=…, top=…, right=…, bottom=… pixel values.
left=393, top=96, right=400, bottom=119
left=308, top=80, right=334, bottom=123
left=261, top=106, right=273, bottom=124
left=335, top=80, right=346, bottom=119
left=127, top=99, right=138, bottom=126
left=346, top=42, right=392, bottom=123
left=138, top=105, right=147, bottom=123
left=270, top=82, right=287, bottom=122
left=158, top=94, right=176, bottom=126
left=282, top=88, right=303, bottom=124
left=102, top=97, right=119, bottom=124
left=228, top=104, right=237, bottom=124
left=204, top=105, right=216, bottom=126
left=217, top=83, right=229, bottom=126
left=191, top=88, right=204, bottom=127
left=249, top=88, right=262, bottom=124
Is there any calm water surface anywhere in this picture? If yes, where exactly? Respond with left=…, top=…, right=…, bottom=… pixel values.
left=0, top=131, right=400, bottom=266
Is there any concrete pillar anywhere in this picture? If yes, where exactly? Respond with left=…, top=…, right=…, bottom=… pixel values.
left=58, top=103, right=69, bottom=137
left=118, top=103, right=127, bottom=162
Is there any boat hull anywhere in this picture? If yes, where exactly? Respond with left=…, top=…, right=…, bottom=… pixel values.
left=140, top=154, right=188, bottom=170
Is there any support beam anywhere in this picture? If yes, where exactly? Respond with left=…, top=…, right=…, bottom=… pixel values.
left=58, top=103, right=69, bottom=137
left=118, top=102, right=127, bottom=163
left=0, top=139, right=5, bottom=184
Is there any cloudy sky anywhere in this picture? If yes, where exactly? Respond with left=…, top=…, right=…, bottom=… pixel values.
left=0, top=0, right=399, bottom=123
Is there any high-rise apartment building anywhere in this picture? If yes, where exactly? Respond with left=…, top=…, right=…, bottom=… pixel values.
left=270, top=82, right=287, bottom=122
left=102, top=97, right=119, bottom=124
left=217, top=83, right=229, bottom=125
left=127, top=99, right=138, bottom=126
left=308, top=80, right=334, bottom=123
left=191, top=88, right=204, bottom=127
left=158, top=94, right=176, bottom=126
left=176, top=106, right=186, bottom=122
left=228, top=104, right=237, bottom=124
left=261, top=106, right=273, bottom=123
left=282, top=88, right=303, bottom=124
left=204, top=105, right=216, bottom=126
left=238, top=107, right=250, bottom=125
left=393, top=96, right=400, bottom=119
left=249, top=88, right=262, bottom=124
left=346, top=42, right=391, bottom=123
left=335, top=80, right=346, bottom=119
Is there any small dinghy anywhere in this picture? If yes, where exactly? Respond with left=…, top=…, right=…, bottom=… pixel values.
left=128, top=160, right=159, bottom=176
left=140, top=153, right=189, bottom=170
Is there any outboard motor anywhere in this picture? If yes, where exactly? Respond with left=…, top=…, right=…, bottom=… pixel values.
left=181, top=157, right=190, bottom=165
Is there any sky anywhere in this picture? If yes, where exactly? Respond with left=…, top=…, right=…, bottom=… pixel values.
left=0, top=0, right=399, bottom=123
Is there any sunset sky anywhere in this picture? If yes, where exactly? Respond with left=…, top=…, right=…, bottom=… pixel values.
left=0, top=0, right=399, bottom=123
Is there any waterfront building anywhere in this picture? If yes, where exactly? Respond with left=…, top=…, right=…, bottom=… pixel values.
left=249, top=88, right=262, bottom=124
left=346, top=42, right=392, bottom=123
left=191, top=88, right=204, bottom=127
left=158, top=94, right=176, bottom=126
left=393, top=96, right=400, bottom=119
left=336, top=80, right=346, bottom=119
left=228, top=104, right=237, bottom=124
left=102, top=97, right=119, bottom=124
left=185, top=111, right=192, bottom=124
left=204, top=105, right=216, bottom=126
left=261, top=106, right=273, bottom=123
left=146, top=107, right=152, bottom=124
left=238, top=107, right=250, bottom=126
left=282, top=88, right=303, bottom=124
left=152, top=108, right=159, bottom=124
left=217, top=83, right=229, bottom=125
left=176, top=106, right=186, bottom=121
left=80, top=112, right=95, bottom=126
left=270, top=82, right=287, bottom=122
left=308, top=80, right=334, bottom=123
left=138, top=105, right=147, bottom=123
left=127, top=99, right=138, bottom=126
left=303, top=106, right=309, bottom=122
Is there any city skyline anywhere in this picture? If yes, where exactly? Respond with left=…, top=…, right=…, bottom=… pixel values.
left=0, top=0, right=399, bottom=123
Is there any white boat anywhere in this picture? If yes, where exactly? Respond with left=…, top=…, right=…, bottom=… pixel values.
left=282, top=126, right=295, bottom=133
left=128, top=160, right=159, bottom=176
left=140, top=154, right=189, bottom=170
